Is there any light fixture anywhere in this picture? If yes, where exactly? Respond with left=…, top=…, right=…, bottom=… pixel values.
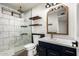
left=51, top=3, right=54, bottom=6
left=55, top=3, right=60, bottom=5
left=45, top=3, right=51, bottom=8
left=45, top=3, right=60, bottom=8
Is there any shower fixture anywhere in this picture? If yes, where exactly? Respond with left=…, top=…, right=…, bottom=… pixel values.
left=18, top=6, right=24, bottom=13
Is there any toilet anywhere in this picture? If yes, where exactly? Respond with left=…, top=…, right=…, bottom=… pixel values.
left=24, top=35, right=40, bottom=56
left=24, top=43, right=37, bottom=56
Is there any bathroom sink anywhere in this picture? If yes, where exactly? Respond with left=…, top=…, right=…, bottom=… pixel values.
left=38, top=37, right=76, bottom=48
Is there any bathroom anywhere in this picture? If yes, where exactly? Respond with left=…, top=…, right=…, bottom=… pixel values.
left=0, top=3, right=79, bottom=56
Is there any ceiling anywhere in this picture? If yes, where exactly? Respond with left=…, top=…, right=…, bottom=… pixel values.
left=0, top=3, right=41, bottom=12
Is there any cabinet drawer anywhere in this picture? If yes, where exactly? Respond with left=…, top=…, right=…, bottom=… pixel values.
left=37, top=46, right=46, bottom=56
left=63, top=47, right=76, bottom=56
left=47, top=49, right=60, bottom=56
left=39, top=41, right=62, bottom=51
left=39, top=41, right=76, bottom=56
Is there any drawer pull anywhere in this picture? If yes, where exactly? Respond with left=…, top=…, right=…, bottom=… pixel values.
left=65, top=50, right=74, bottom=54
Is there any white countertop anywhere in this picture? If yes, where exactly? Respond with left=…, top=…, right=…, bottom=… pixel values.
left=38, top=37, right=79, bottom=49
left=38, top=37, right=79, bottom=56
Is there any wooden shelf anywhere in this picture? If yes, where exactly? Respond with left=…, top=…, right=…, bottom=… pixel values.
left=21, top=25, right=27, bottom=27
left=20, top=33, right=28, bottom=35
left=29, top=24, right=42, bottom=26
left=29, top=16, right=41, bottom=20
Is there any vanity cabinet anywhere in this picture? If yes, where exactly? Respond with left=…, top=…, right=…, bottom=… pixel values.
left=47, top=49, right=60, bottom=56
left=37, top=41, right=76, bottom=56
left=37, top=46, right=46, bottom=56
left=63, top=47, right=76, bottom=56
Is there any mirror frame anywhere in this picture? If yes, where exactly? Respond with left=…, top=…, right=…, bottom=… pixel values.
left=46, top=4, right=69, bottom=35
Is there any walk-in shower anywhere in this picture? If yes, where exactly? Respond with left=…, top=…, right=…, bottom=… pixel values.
left=0, top=4, right=32, bottom=55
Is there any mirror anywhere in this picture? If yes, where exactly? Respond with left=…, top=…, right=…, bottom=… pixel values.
left=47, top=4, right=68, bottom=35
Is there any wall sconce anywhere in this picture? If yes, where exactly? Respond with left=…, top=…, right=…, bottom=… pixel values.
left=45, top=3, right=60, bottom=8
left=45, top=3, right=51, bottom=8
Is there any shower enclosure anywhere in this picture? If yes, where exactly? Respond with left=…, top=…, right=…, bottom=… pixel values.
left=0, top=6, right=32, bottom=55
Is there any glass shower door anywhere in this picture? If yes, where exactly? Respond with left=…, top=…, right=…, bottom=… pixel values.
left=13, top=11, right=32, bottom=55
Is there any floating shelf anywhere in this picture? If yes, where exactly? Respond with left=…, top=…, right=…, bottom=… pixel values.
left=29, top=16, right=41, bottom=20
left=29, top=24, right=42, bottom=26
left=21, top=25, right=27, bottom=27
left=20, top=33, right=28, bottom=35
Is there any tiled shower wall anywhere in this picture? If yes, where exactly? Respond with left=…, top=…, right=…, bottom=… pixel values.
left=0, top=11, right=32, bottom=52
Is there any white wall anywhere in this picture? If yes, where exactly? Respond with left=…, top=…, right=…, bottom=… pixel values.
left=31, top=4, right=46, bottom=34
left=24, top=3, right=78, bottom=44
left=77, top=4, right=79, bottom=40
left=64, top=3, right=77, bottom=39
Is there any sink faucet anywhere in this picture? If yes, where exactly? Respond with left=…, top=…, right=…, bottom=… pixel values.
left=51, top=34, right=53, bottom=38
left=72, top=41, right=78, bottom=47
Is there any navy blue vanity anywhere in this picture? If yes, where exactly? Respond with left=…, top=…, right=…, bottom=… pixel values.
left=37, top=41, right=76, bottom=56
